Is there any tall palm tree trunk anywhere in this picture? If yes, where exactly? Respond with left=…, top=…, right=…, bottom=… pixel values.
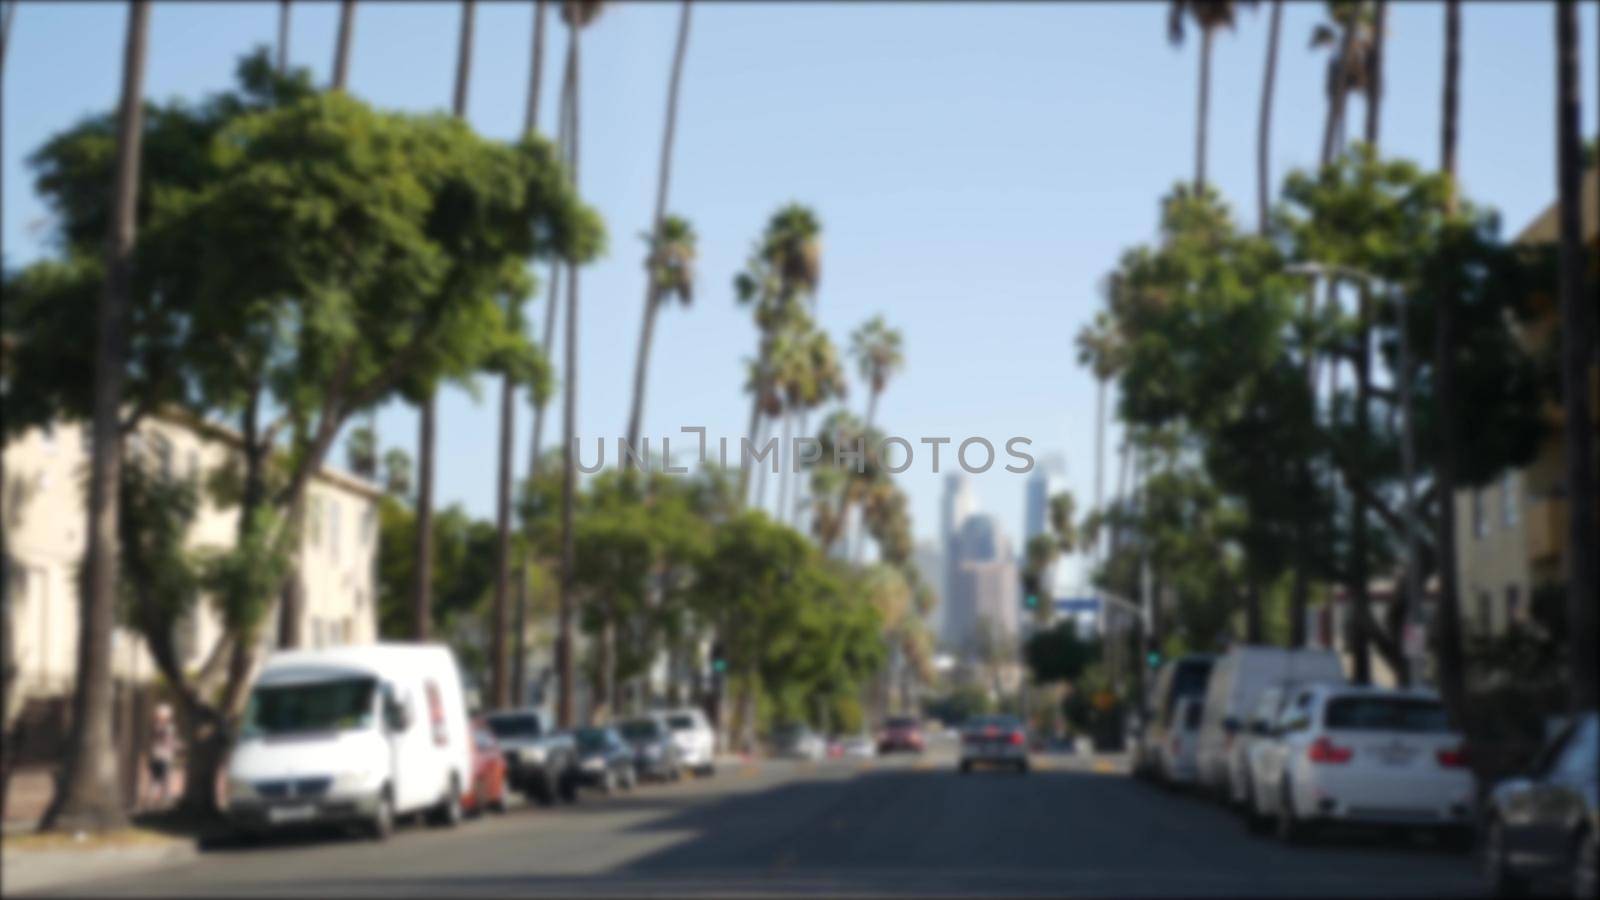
left=1364, top=1, right=1386, bottom=148
left=776, top=409, right=793, bottom=521
left=557, top=19, right=583, bottom=729
left=1320, top=19, right=1357, bottom=166
left=1256, top=0, right=1282, bottom=234
left=415, top=0, right=476, bottom=648
left=1432, top=0, right=1469, bottom=726
left=1195, top=26, right=1212, bottom=192
left=1554, top=0, right=1597, bottom=712
left=331, top=0, right=355, bottom=91
left=1350, top=286, right=1374, bottom=684
left=624, top=0, right=693, bottom=454
left=512, top=0, right=549, bottom=709
left=276, top=1, right=290, bottom=74
left=44, top=0, right=148, bottom=834
left=792, top=408, right=811, bottom=528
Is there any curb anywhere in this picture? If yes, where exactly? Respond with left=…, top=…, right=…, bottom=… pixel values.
left=1, top=839, right=197, bottom=895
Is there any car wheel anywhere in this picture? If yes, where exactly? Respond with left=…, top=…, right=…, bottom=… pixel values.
left=1480, top=816, right=1529, bottom=897
left=559, top=771, right=580, bottom=804
left=1016, top=760, right=1029, bottom=775
left=1241, top=779, right=1267, bottom=835
left=1569, top=828, right=1596, bottom=900
left=527, top=773, right=555, bottom=807
left=1276, top=781, right=1309, bottom=845
left=369, top=790, right=395, bottom=841
left=959, top=760, right=972, bottom=775
left=429, top=776, right=463, bottom=828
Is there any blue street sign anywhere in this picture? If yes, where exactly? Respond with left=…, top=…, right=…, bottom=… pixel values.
left=1054, top=597, right=1100, bottom=614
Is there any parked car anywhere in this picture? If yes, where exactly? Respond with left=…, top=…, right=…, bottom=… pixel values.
left=1133, top=654, right=1215, bottom=783
left=959, top=715, right=1029, bottom=774
left=464, top=719, right=508, bottom=816
left=619, top=714, right=685, bottom=781
left=1196, top=645, right=1344, bottom=800
left=483, top=709, right=579, bottom=805
left=225, top=643, right=473, bottom=841
left=1154, top=696, right=1204, bottom=788
left=770, top=723, right=828, bottom=761
left=1232, top=682, right=1294, bottom=819
left=567, top=727, right=638, bottom=794
left=837, top=732, right=877, bottom=759
left=663, top=707, right=717, bottom=776
left=1246, top=685, right=1474, bottom=845
left=1480, top=711, right=1598, bottom=898
left=877, top=716, right=925, bottom=754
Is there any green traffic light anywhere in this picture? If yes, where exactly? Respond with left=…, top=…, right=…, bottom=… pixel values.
left=1146, top=651, right=1162, bottom=668
left=1025, top=594, right=1038, bottom=609
left=712, top=659, right=727, bottom=674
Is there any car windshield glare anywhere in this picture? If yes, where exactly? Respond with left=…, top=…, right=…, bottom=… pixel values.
left=241, top=676, right=376, bottom=739
left=486, top=714, right=541, bottom=739
left=1323, top=697, right=1451, bottom=733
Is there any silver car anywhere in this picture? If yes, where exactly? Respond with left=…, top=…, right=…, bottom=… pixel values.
left=959, top=715, right=1029, bottom=774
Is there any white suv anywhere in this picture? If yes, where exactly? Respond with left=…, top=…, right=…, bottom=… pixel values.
left=663, top=707, right=716, bottom=776
left=1247, top=684, right=1474, bottom=844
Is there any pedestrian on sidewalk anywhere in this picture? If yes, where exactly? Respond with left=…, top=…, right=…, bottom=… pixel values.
left=141, top=704, right=179, bottom=811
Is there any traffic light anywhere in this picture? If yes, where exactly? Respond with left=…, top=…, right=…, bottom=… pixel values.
left=1024, top=593, right=1038, bottom=610
left=1146, top=650, right=1163, bottom=669
left=710, top=641, right=727, bottom=675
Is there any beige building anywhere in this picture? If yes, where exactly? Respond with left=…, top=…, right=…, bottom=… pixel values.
left=1453, top=167, right=1598, bottom=637
left=3, top=412, right=382, bottom=709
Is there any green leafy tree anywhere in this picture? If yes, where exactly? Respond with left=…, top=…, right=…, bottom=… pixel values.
left=1024, top=620, right=1099, bottom=685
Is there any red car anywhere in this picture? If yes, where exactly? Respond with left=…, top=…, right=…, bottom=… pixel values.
left=877, top=716, right=926, bottom=754
left=465, top=719, right=509, bottom=816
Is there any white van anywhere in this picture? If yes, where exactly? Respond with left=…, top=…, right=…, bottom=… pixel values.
left=225, top=643, right=473, bottom=840
left=1195, top=644, right=1344, bottom=800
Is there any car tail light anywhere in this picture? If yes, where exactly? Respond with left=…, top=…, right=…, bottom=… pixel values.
left=1008, top=731, right=1024, bottom=746
left=1436, top=745, right=1469, bottom=768
left=1308, top=737, right=1353, bottom=764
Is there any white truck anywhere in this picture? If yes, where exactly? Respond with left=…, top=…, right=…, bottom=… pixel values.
left=224, top=643, right=472, bottom=840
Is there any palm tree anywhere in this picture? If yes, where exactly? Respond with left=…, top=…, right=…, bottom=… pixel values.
left=849, top=316, right=904, bottom=430
left=512, top=0, right=551, bottom=709
left=1431, top=0, right=1470, bottom=726
left=42, top=0, right=149, bottom=834
left=771, top=324, right=813, bottom=521
left=625, top=214, right=697, bottom=455
left=413, top=0, right=477, bottom=647
left=556, top=0, right=605, bottom=728
left=1362, top=0, right=1386, bottom=147
left=276, top=1, right=291, bottom=74
left=1076, top=312, right=1121, bottom=563
left=1256, top=0, right=1283, bottom=234
left=1312, top=0, right=1372, bottom=167
left=792, top=329, right=846, bottom=528
left=1168, top=1, right=1247, bottom=192
left=624, top=0, right=694, bottom=456
left=847, top=316, right=903, bottom=561
left=1554, top=0, right=1597, bottom=712
left=331, top=0, right=355, bottom=91
left=736, top=205, right=821, bottom=505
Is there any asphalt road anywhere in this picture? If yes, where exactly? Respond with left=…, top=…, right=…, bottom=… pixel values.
left=34, top=746, right=1483, bottom=898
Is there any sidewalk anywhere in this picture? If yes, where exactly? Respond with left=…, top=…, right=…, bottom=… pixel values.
left=1, top=829, right=197, bottom=896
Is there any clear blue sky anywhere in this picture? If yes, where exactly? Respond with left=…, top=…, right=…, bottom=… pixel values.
left=5, top=2, right=1596, bottom=586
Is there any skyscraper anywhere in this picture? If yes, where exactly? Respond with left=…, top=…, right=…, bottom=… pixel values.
left=1023, top=455, right=1067, bottom=545
left=944, top=511, right=1017, bottom=657
left=940, top=473, right=978, bottom=634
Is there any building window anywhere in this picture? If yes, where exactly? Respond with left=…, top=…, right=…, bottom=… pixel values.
left=1501, top=473, right=1519, bottom=527
left=1472, top=490, right=1487, bottom=539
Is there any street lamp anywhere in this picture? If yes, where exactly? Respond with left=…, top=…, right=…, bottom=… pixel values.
left=1285, top=261, right=1426, bottom=683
